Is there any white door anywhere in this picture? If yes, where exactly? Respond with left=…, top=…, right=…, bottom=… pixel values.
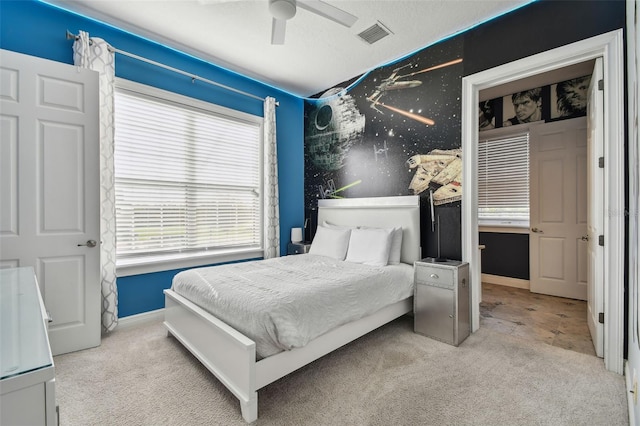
left=0, top=49, right=101, bottom=355
left=586, top=58, right=604, bottom=357
left=529, top=117, right=588, bottom=300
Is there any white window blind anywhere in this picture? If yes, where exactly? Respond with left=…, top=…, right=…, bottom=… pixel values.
left=114, top=85, right=263, bottom=262
left=478, top=132, right=530, bottom=226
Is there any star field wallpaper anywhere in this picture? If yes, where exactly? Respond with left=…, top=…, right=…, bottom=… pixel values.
left=300, top=0, right=623, bottom=267
left=304, top=37, right=463, bottom=258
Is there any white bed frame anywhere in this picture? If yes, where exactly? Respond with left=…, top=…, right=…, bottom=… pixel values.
left=163, top=195, right=421, bottom=423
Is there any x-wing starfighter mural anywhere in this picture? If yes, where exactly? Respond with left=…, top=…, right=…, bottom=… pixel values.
left=365, top=58, right=463, bottom=126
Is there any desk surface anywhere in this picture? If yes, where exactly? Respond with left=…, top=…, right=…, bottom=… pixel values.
left=0, top=267, right=53, bottom=380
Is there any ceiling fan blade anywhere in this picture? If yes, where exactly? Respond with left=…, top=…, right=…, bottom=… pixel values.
left=298, top=0, right=358, bottom=27
left=271, top=17, right=287, bottom=45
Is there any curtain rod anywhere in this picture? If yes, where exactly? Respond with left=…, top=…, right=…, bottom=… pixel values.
left=66, top=30, right=273, bottom=104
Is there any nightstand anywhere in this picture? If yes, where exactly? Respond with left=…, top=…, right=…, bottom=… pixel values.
left=414, top=258, right=470, bottom=346
left=287, top=242, right=311, bottom=255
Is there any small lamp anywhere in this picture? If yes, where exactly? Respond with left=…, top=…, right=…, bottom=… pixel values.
left=291, top=227, right=303, bottom=243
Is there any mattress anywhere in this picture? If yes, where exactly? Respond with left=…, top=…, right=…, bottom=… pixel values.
left=171, top=254, right=414, bottom=359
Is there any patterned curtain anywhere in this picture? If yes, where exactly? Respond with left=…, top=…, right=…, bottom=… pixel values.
left=73, top=31, right=118, bottom=333
left=263, top=97, right=280, bottom=258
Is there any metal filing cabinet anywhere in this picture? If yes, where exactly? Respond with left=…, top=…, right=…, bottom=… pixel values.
left=414, top=258, right=470, bottom=346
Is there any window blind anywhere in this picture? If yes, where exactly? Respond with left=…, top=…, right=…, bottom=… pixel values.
left=114, top=87, right=263, bottom=260
left=478, top=132, right=530, bottom=226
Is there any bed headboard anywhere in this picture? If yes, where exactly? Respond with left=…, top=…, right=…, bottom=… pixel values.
left=317, top=196, right=421, bottom=265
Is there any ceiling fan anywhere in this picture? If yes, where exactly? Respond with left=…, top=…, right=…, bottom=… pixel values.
left=268, top=0, right=358, bottom=45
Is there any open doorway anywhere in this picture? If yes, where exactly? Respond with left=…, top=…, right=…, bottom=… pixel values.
left=461, top=30, right=625, bottom=373
left=475, top=66, right=594, bottom=356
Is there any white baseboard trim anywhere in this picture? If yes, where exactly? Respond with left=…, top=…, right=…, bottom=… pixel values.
left=626, top=361, right=636, bottom=426
left=116, top=308, right=164, bottom=330
left=481, top=273, right=530, bottom=289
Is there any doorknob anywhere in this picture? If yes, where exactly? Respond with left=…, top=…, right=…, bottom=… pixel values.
left=581, top=235, right=590, bottom=241
left=78, top=239, right=97, bottom=248
left=531, top=227, right=543, bottom=233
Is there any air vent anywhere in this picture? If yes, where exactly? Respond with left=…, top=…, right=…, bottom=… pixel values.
left=357, top=21, right=392, bottom=45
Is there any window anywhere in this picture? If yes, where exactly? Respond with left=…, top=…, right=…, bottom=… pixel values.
left=114, top=81, right=263, bottom=270
left=478, top=132, right=529, bottom=227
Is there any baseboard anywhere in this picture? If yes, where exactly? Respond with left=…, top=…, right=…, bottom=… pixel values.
left=116, top=308, right=164, bottom=330
left=481, top=273, right=530, bottom=289
left=626, top=361, right=637, bottom=426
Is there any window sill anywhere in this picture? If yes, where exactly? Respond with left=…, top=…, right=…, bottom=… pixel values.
left=479, top=225, right=530, bottom=234
left=116, top=248, right=264, bottom=277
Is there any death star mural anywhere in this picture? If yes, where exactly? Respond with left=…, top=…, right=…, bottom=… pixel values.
left=305, top=87, right=366, bottom=171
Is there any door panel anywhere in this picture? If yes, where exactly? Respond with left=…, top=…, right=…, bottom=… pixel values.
left=530, top=117, right=587, bottom=300
left=539, top=158, right=564, bottom=223
left=576, top=152, right=588, bottom=224
left=0, top=115, right=18, bottom=236
left=539, top=237, right=565, bottom=279
left=39, top=256, right=86, bottom=327
left=0, top=49, right=100, bottom=356
left=577, top=238, right=588, bottom=283
left=41, top=123, right=84, bottom=232
left=587, top=58, right=604, bottom=357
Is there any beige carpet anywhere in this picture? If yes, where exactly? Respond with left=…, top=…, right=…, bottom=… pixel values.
left=54, top=315, right=628, bottom=425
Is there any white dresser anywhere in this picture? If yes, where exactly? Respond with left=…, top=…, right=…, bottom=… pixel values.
left=1, top=267, right=58, bottom=425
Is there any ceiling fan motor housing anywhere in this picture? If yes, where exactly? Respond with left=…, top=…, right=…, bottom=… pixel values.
left=269, top=0, right=296, bottom=20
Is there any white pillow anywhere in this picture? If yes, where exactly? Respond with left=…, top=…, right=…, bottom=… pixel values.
left=387, top=227, right=403, bottom=265
left=345, top=227, right=393, bottom=267
left=359, top=226, right=403, bottom=265
left=308, top=226, right=352, bottom=260
left=323, top=221, right=357, bottom=230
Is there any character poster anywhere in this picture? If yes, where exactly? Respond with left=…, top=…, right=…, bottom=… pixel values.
left=303, top=38, right=464, bottom=259
left=550, top=75, right=591, bottom=119
left=478, top=74, right=591, bottom=133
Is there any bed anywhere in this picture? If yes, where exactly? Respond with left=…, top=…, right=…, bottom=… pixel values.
left=163, top=195, right=421, bottom=423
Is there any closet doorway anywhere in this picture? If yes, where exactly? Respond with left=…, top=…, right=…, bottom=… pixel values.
left=461, top=30, right=625, bottom=374
left=477, top=65, right=593, bottom=356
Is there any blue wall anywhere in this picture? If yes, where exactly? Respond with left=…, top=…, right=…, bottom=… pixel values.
left=0, top=0, right=304, bottom=317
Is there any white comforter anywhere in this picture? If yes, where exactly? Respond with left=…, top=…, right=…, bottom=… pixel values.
left=171, top=254, right=414, bottom=359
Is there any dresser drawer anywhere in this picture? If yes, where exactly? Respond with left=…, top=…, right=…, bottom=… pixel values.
left=415, top=266, right=454, bottom=289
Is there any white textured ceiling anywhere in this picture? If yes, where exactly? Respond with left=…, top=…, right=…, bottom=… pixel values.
left=47, top=0, right=532, bottom=97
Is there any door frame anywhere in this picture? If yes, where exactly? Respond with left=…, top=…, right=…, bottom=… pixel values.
left=461, top=30, right=625, bottom=373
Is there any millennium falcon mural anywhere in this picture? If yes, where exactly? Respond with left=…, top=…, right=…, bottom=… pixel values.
left=407, top=148, right=462, bottom=205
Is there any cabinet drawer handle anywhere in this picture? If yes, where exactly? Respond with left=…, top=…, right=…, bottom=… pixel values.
left=430, top=273, right=439, bottom=279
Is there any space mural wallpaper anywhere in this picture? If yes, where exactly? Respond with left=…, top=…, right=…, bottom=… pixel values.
left=304, top=38, right=464, bottom=259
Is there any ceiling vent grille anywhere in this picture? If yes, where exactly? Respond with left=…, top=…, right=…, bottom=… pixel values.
left=357, top=21, right=392, bottom=45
